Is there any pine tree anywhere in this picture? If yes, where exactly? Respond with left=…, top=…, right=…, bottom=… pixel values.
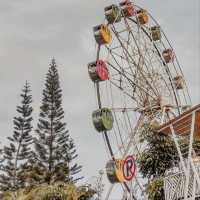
left=0, top=147, right=4, bottom=168
left=33, top=59, right=81, bottom=185
left=0, top=82, right=33, bottom=192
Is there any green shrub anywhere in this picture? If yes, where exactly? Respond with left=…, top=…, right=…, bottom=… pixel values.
left=1, top=183, right=95, bottom=200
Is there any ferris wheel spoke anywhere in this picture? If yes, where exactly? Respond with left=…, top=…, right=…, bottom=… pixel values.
left=127, top=17, right=184, bottom=112
left=111, top=26, right=160, bottom=98
left=105, top=184, right=115, bottom=200
left=123, top=114, right=144, bottom=157
left=123, top=18, right=170, bottom=99
left=112, top=31, right=170, bottom=101
left=107, top=57, right=157, bottom=101
left=124, top=19, right=155, bottom=67
left=126, top=176, right=146, bottom=200
left=123, top=182, right=137, bottom=200
left=109, top=79, right=142, bottom=107
left=105, top=81, right=145, bottom=198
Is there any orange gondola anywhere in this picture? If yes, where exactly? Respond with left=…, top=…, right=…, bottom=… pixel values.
left=137, top=9, right=149, bottom=25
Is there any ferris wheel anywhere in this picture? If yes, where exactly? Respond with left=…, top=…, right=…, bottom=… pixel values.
left=87, top=1, right=196, bottom=199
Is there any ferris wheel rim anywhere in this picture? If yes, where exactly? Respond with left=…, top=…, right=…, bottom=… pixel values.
left=124, top=17, right=182, bottom=114
left=135, top=4, right=192, bottom=104
left=111, top=12, right=191, bottom=111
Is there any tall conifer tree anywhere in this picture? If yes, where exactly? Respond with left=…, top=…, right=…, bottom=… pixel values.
left=33, top=59, right=81, bottom=184
left=0, top=82, right=33, bottom=192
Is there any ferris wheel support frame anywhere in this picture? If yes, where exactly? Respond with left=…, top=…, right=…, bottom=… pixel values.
left=159, top=105, right=200, bottom=199
left=170, top=113, right=200, bottom=199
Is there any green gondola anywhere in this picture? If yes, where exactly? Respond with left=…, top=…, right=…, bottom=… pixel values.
left=105, top=5, right=121, bottom=24
left=92, top=108, right=114, bottom=132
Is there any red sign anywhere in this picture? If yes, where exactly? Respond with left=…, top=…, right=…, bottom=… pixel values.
left=123, top=156, right=136, bottom=181
left=96, top=60, right=109, bottom=81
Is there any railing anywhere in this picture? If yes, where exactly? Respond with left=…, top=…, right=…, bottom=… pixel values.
left=164, top=162, right=200, bottom=200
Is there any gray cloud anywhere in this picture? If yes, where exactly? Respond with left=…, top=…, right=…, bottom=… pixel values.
left=0, top=0, right=199, bottom=196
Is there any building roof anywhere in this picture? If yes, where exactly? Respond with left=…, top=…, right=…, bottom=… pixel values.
left=156, top=104, right=200, bottom=140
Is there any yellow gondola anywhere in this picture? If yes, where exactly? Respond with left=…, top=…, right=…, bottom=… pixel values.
left=93, top=24, right=112, bottom=45
left=106, top=159, right=125, bottom=183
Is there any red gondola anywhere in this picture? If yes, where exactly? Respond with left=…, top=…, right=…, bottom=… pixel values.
left=88, top=60, right=109, bottom=82
left=119, top=0, right=135, bottom=17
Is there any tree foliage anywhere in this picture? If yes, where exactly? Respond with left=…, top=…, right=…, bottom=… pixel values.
left=138, top=123, right=178, bottom=199
left=0, top=82, right=33, bottom=192
left=145, top=178, right=164, bottom=200
left=0, top=59, right=90, bottom=197
left=138, top=123, right=178, bottom=179
left=138, top=123, right=200, bottom=199
left=0, top=183, right=95, bottom=200
left=32, top=59, right=82, bottom=185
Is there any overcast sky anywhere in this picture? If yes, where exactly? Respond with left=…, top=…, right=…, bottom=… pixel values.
left=0, top=0, right=199, bottom=191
